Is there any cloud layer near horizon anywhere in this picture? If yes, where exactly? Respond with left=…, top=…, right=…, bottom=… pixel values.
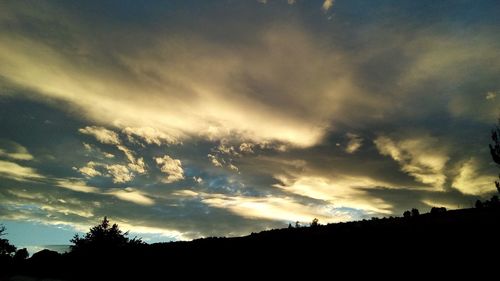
left=0, top=0, right=499, bottom=246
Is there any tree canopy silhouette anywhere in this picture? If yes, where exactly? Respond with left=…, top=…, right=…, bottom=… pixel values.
left=0, top=224, right=16, bottom=257
left=491, top=124, right=500, bottom=193
left=70, top=217, right=143, bottom=252
left=490, top=125, right=500, bottom=165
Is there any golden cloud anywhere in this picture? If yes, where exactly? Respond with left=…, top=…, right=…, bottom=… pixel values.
left=174, top=190, right=352, bottom=223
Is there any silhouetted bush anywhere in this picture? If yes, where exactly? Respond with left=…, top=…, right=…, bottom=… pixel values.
left=31, top=249, right=60, bottom=260
left=13, top=248, right=29, bottom=261
left=430, top=207, right=447, bottom=215
left=310, top=218, right=319, bottom=227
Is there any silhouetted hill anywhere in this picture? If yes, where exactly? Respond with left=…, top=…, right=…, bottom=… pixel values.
left=6, top=207, right=500, bottom=280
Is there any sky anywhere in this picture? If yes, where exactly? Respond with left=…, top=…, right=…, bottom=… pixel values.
left=0, top=0, right=499, bottom=252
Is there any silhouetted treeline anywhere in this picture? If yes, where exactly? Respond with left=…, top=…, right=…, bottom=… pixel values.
left=3, top=206, right=500, bottom=280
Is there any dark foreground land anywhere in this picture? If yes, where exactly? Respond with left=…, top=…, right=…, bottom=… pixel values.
left=4, top=207, right=500, bottom=280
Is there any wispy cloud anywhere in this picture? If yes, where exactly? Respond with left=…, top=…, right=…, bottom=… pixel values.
left=175, top=190, right=351, bottom=224
left=486, top=91, right=497, bottom=100
left=0, top=141, right=34, bottom=161
left=452, top=158, right=496, bottom=195
left=56, top=179, right=100, bottom=193
left=122, top=127, right=178, bottom=146
left=374, top=135, right=449, bottom=189
left=0, top=160, right=44, bottom=181
left=274, top=175, right=393, bottom=215
left=345, top=133, right=363, bottom=154
left=79, top=126, right=120, bottom=145
left=106, top=188, right=155, bottom=206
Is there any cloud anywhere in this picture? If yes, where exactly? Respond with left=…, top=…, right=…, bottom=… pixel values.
left=1, top=0, right=500, bottom=245
left=176, top=190, right=351, bottom=224
left=274, top=175, right=393, bottom=215
left=0, top=160, right=44, bottom=181
left=81, top=143, right=115, bottom=159
left=374, top=135, right=449, bottom=189
left=116, top=145, right=146, bottom=174
left=106, top=188, right=155, bottom=206
left=41, top=204, right=94, bottom=218
left=114, top=221, right=187, bottom=241
left=228, top=163, right=239, bottom=172
left=154, top=155, right=184, bottom=183
left=76, top=161, right=102, bottom=178
left=208, top=154, right=223, bottom=168
left=106, top=164, right=134, bottom=183
left=0, top=17, right=351, bottom=148
left=83, top=143, right=92, bottom=151
left=0, top=141, right=34, bottom=161
left=79, top=126, right=120, bottom=145
left=452, top=158, right=496, bottom=195
left=103, top=152, right=115, bottom=158
left=345, top=133, right=363, bottom=154
left=127, top=157, right=146, bottom=174
left=55, top=179, right=100, bottom=193
left=216, top=141, right=240, bottom=157
left=239, top=143, right=255, bottom=154
left=122, top=127, right=178, bottom=146
left=322, top=0, right=334, bottom=12
left=421, top=199, right=459, bottom=211
left=486, top=91, right=497, bottom=100
left=76, top=144, right=146, bottom=181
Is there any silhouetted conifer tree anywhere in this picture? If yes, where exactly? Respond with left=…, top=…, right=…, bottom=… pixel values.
left=70, top=217, right=143, bottom=253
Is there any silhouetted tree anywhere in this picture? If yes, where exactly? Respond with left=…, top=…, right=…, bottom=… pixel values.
left=295, top=221, right=301, bottom=228
left=403, top=210, right=411, bottom=218
left=490, top=123, right=500, bottom=193
left=0, top=224, right=16, bottom=257
left=70, top=217, right=143, bottom=252
left=490, top=125, right=500, bottom=164
left=310, top=218, right=319, bottom=227
left=491, top=195, right=499, bottom=206
left=475, top=200, right=484, bottom=209
left=411, top=208, right=420, bottom=217
left=288, top=223, right=293, bottom=229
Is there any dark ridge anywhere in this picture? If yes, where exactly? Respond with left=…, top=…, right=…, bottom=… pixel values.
left=3, top=206, right=500, bottom=280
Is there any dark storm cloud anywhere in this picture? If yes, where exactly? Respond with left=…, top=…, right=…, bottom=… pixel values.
left=0, top=0, right=499, bottom=243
